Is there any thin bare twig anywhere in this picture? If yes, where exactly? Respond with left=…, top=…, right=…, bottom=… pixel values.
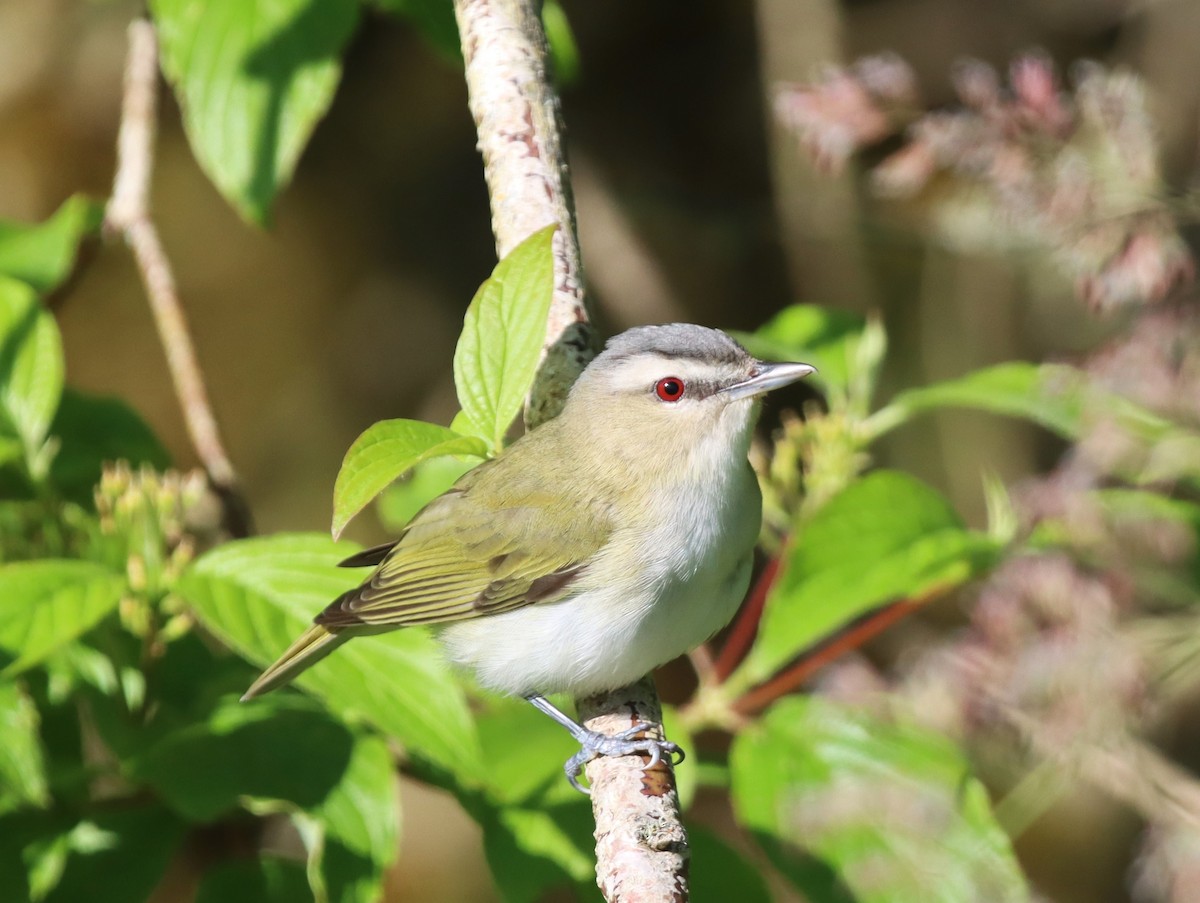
left=105, top=20, right=251, bottom=538
left=452, top=1, right=689, bottom=898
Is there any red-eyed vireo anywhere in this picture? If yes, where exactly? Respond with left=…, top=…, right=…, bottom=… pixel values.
left=244, top=324, right=814, bottom=791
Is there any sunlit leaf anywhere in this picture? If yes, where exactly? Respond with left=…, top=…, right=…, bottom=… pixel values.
left=453, top=225, right=557, bottom=451
left=177, top=533, right=484, bottom=784
left=0, top=561, right=125, bottom=676
left=738, top=471, right=1001, bottom=685
left=0, top=277, right=64, bottom=463
left=150, top=0, right=360, bottom=223
left=0, top=682, right=48, bottom=815
left=868, top=362, right=1088, bottom=440
left=376, top=455, right=477, bottom=532
left=332, top=419, right=486, bottom=539
left=731, top=697, right=1029, bottom=903
left=0, top=196, right=103, bottom=295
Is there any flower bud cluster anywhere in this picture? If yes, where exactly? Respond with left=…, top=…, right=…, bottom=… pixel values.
left=95, top=463, right=207, bottom=612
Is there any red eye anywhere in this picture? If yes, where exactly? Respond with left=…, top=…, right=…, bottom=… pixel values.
left=655, top=377, right=685, bottom=402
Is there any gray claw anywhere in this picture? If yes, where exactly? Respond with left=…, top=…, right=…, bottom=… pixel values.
left=563, top=722, right=685, bottom=795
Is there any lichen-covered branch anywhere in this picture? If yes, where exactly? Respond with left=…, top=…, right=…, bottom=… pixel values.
left=453, top=0, right=594, bottom=426
left=105, top=20, right=251, bottom=538
left=452, top=2, right=690, bottom=899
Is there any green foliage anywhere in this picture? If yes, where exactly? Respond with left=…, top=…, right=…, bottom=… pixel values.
left=133, top=694, right=356, bottom=821
left=731, top=697, right=1029, bottom=903
left=0, top=682, right=49, bottom=816
left=453, top=224, right=558, bottom=451
left=332, top=420, right=487, bottom=538
left=178, top=533, right=484, bottom=783
left=376, top=455, right=477, bottom=531
left=868, top=362, right=1090, bottom=440
left=0, top=277, right=63, bottom=469
left=150, top=0, right=360, bottom=224
left=0, top=195, right=103, bottom=295
left=736, top=471, right=1002, bottom=685
left=332, top=224, right=559, bottom=535
left=688, top=827, right=773, bottom=903
left=0, top=561, right=125, bottom=676
left=195, top=859, right=314, bottom=903
left=299, top=729, right=399, bottom=903
left=46, top=390, right=170, bottom=507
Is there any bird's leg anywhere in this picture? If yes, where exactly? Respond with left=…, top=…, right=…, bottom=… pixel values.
left=525, top=694, right=685, bottom=794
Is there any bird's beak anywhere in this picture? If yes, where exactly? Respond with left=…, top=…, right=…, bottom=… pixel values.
left=721, top=361, right=816, bottom=401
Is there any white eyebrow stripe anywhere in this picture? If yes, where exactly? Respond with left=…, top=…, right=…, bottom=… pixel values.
left=605, top=357, right=721, bottom=394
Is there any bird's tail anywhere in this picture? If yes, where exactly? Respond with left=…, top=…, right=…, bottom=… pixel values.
left=241, top=625, right=348, bottom=701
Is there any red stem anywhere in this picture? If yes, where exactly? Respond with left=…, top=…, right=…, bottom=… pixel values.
left=731, top=597, right=921, bottom=716
left=713, top=551, right=785, bottom=682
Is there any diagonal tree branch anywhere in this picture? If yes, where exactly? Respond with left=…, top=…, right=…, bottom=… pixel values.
left=452, top=1, right=690, bottom=898
left=104, top=20, right=251, bottom=538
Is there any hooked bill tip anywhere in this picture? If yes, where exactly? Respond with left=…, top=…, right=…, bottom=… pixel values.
left=722, top=360, right=816, bottom=400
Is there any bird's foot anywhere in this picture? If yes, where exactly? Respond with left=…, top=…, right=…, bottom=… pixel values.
left=564, top=722, right=685, bottom=795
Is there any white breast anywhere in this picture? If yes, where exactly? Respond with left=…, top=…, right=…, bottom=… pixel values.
left=437, top=432, right=762, bottom=698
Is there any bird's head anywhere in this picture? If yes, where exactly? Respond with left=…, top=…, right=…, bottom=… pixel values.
left=563, top=324, right=815, bottom=462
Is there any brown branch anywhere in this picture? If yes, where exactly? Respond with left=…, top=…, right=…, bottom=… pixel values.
left=104, top=20, right=251, bottom=538
left=452, top=1, right=688, bottom=899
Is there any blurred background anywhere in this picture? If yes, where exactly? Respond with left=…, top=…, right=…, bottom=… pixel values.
left=3, top=0, right=1199, bottom=900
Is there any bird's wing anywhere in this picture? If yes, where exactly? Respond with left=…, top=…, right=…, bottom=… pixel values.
left=315, top=485, right=611, bottom=629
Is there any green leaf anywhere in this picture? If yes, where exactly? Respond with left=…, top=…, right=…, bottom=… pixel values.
left=196, top=859, right=312, bottom=903
left=47, top=390, right=170, bottom=506
left=474, top=695, right=584, bottom=806
left=332, top=419, right=486, bottom=539
left=300, top=731, right=399, bottom=903
left=371, top=0, right=461, bottom=60
left=36, top=808, right=186, bottom=903
left=0, top=560, right=125, bottom=676
left=732, top=304, right=868, bottom=402
left=133, top=694, right=356, bottom=822
left=868, top=362, right=1087, bottom=440
left=465, top=696, right=594, bottom=902
left=731, top=697, right=1029, bottom=903
left=480, top=803, right=594, bottom=903
left=738, top=471, right=1001, bottom=685
left=453, top=225, right=557, bottom=451
left=542, top=1, right=581, bottom=86
left=376, top=455, right=477, bottom=532
left=0, top=196, right=103, bottom=295
left=0, top=276, right=64, bottom=463
left=688, top=826, right=773, bottom=903
left=0, top=682, right=48, bottom=815
left=150, top=0, right=361, bottom=224
left=177, top=533, right=484, bottom=784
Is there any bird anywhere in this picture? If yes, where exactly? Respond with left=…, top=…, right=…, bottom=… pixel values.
left=242, top=324, right=814, bottom=791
